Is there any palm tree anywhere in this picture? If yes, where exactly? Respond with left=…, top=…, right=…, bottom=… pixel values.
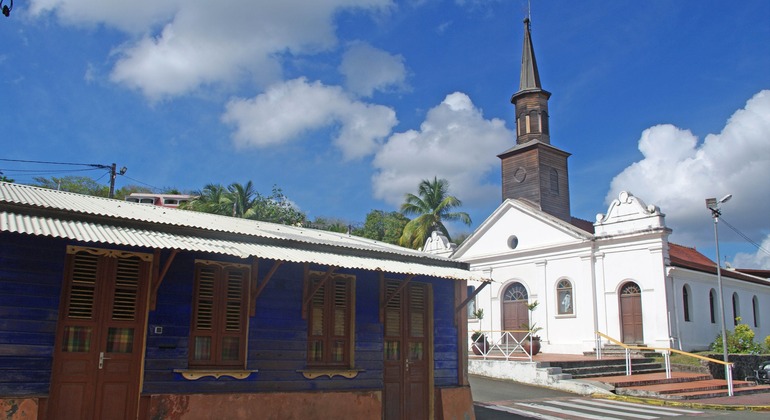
left=185, top=183, right=230, bottom=215
left=226, top=181, right=257, bottom=218
left=399, top=177, right=471, bottom=249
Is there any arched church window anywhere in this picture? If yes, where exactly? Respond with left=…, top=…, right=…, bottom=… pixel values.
left=709, top=289, right=716, bottom=324
left=541, top=111, right=549, bottom=134
left=518, top=113, right=526, bottom=136
left=503, top=282, right=528, bottom=302
left=556, top=279, right=573, bottom=315
left=682, top=284, right=691, bottom=322
left=732, top=292, right=740, bottom=326
left=620, top=283, right=641, bottom=295
left=550, top=168, right=559, bottom=195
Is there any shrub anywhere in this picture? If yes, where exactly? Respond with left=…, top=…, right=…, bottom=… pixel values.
left=710, top=318, right=764, bottom=354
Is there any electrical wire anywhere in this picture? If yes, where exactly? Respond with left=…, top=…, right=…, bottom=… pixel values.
left=721, top=217, right=770, bottom=257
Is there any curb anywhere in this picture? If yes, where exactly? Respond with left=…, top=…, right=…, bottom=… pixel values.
left=590, top=392, right=770, bottom=412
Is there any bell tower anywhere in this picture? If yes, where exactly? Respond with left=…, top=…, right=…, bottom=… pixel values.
left=500, top=18, right=571, bottom=221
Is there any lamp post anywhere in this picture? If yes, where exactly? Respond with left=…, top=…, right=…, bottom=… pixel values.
left=706, top=194, right=732, bottom=396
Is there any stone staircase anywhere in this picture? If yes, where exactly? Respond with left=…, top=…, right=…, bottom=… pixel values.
left=537, top=345, right=665, bottom=379
left=589, top=372, right=770, bottom=400
left=558, top=344, right=770, bottom=399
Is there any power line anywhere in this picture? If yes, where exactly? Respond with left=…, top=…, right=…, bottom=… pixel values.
left=721, top=217, right=770, bottom=257
left=0, top=158, right=108, bottom=168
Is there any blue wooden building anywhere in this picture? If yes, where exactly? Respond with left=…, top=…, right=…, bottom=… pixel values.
left=0, top=182, right=476, bottom=419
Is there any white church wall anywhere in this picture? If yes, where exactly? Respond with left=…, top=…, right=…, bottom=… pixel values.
left=594, top=235, right=671, bottom=349
left=667, top=268, right=770, bottom=352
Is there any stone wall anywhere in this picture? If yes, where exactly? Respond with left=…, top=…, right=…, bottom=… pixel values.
left=702, top=354, right=770, bottom=380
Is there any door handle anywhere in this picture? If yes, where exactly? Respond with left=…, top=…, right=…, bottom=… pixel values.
left=99, top=351, right=110, bottom=369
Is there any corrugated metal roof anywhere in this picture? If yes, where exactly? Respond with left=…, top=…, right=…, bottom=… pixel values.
left=0, top=182, right=476, bottom=280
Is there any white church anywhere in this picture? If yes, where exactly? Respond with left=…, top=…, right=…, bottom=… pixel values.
left=439, top=18, right=770, bottom=355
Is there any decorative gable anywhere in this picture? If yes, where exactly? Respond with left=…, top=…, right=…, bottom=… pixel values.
left=594, top=191, right=667, bottom=236
left=452, top=199, right=591, bottom=260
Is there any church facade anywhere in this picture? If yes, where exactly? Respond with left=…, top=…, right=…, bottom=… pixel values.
left=448, top=19, right=770, bottom=355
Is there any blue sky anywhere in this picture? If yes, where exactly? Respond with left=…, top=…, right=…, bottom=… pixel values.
left=2, top=1, right=769, bottom=267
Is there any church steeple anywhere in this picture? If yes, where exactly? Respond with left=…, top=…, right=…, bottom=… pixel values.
left=500, top=17, right=571, bottom=222
left=518, top=18, right=542, bottom=91
left=511, top=18, right=551, bottom=145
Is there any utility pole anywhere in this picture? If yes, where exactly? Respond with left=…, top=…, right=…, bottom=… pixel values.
left=91, top=163, right=126, bottom=198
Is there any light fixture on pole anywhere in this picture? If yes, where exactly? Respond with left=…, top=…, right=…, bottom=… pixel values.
left=705, top=194, right=732, bottom=396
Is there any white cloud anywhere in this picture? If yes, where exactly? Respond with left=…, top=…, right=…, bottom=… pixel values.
left=339, top=42, right=408, bottom=97
left=31, top=0, right=393, bottom=99
left=221, top=78, right=397, bottom=160
left=29, top=0, right=181, bottom=32
left=606, top=90, right=770, bottom=262
left=372, top=92, right=513, bottom=210
left=732, top=235, right=770, bottom=270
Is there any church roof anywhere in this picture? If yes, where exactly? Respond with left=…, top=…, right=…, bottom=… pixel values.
left=497, top=139, right=570, bottom=159
left=669, top=243, right=770, bottom=286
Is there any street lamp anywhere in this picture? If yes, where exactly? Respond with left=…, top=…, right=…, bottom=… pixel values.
left=705, top=194, right=732, bottom=396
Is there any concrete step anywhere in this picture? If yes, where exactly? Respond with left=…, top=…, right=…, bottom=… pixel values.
left=545, top=357, right=664, bottom=379
left=585, top=371, right=770, bottom=400
left=583, top=344, right=661, bottom=358
left=619, top=379, right=770, bottom=400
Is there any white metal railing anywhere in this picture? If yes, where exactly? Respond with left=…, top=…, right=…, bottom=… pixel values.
left=469, top=329, right=537, bottom=361
left=595, top=331, right=735, bottom=396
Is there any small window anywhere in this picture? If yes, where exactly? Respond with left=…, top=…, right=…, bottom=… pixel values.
left=550, top=168, right=559, bottom=195
left=467, top=286, right=477, bottom=319
left=190, top=261, right=250, bottom=368
left=682, top=284, right=691, bottom=322
left=753, top=296, right=760, bottom=328
left=557, top=279, right=573, bottom=315
left=306, top=271, right=355, bottom=367
left=732, top=292, right=740, bottom=326
left=164, top=199, right=179, bottom=205
left=541, top=111, right=549, bottom=134
left=709, top=289, right=716, bottom=324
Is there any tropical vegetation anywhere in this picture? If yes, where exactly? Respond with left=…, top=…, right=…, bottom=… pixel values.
left=398, top=177, right=471, bottom=249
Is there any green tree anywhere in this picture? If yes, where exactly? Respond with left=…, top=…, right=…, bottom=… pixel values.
left=399, top=177, right=471, bottom=249
left=32, top=176, right=109, bottom=197
left=247, top=186, right=306, bottom=225
left=309, top=217, right=351, bottom=233
left=226, top=181, right=258, bottom=218
left=353, top=210, right=409, bottom=245
left=185, top=183, right=231, bottom=215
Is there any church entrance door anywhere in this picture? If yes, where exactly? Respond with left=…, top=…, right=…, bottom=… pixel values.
left=502, top=282, right=529, bottom=342
left=619, top=282, right=644, bottom=344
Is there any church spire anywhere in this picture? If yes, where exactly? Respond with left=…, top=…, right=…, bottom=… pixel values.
left=519, top=18, right=542, bottom=91
left=511, top=17, right=551, bottom=145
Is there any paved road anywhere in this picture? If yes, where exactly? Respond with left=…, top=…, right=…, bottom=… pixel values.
left=470, top=375, right=769, bottom=419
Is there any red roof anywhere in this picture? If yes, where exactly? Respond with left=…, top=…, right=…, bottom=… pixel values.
left=669, top=243, right=769, bottom=285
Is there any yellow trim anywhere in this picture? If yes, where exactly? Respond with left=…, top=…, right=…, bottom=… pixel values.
left=174, top=369, right=257, bottom=380
left=66, top=245, right=153, bottom=261
left=298, top=369, right=363, bottom=379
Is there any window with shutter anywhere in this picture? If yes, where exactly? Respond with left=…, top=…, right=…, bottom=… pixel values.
left=306, top=271, right=354, bottom=367
left=190, top=260, right=250, bottom=368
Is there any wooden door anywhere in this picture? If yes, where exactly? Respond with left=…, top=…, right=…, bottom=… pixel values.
left=49, top=247, right=152, bottom=420
left=383, top=281, right=432, bottom=420
left=502, top=282, right=529, bottom=341
left=619, top=282, right=643, bottom=344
